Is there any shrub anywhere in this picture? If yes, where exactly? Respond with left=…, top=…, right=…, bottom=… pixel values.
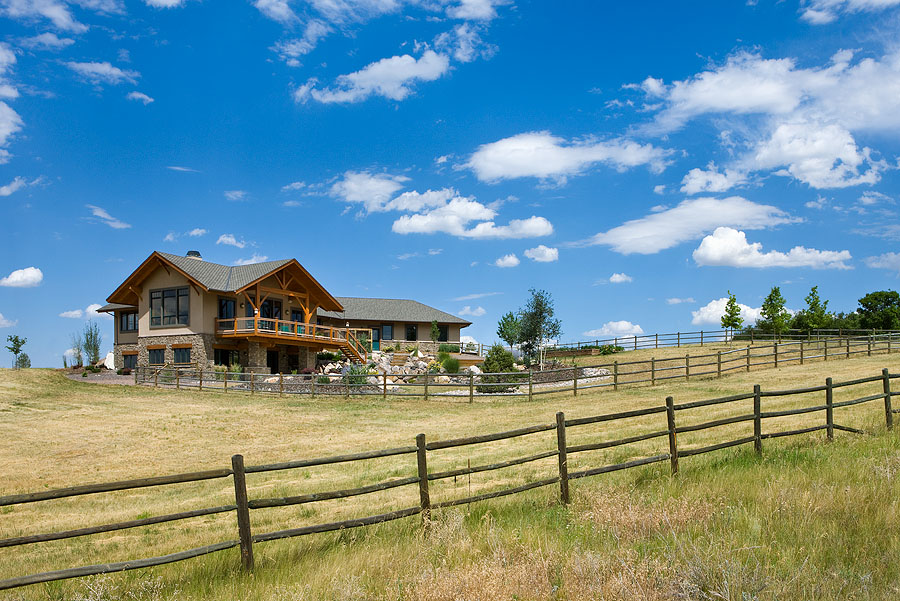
left=442, top=356, right=460, bottom=373
left=81, top=371, right=88, bottom=378
left=229, top=363, right=243, bottom=374
left=406, top=345, right=419, bottom=354
left=317, top=375, right=331, bottom=385
left=300, top=367, right=315, bottom=374
left=117, top=368, right=132, bottom=376
left=426, top=360, right=442, bottom=374
left=436, top=351, right=450, bottom=363
left=438, top=343, right=460, bottom=353
left=343, top=364, right=370, bottom=387
left=477, top=344, right=523, bottom=393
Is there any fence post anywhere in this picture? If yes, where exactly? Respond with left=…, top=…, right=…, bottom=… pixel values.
left=134, top=368, right=138, bottom=385
left=717, top=351, right=721, bottom=378
left=155, top=369, right=159, bottom=388
left=633, top=335, right=637, bottom=351
left=199, top=369, right=203, bottom=392
left=883, top=368, right=893, bottom=430
left=176, top=368, right=180, bottom=390
left=613, top=360, right=618, bottom=391
left=666, top=396, right=678, bottom=475
left=556, top=412, right=569, bottom=504
left=824, top=338, right=828, bottom=361
left=423, top=372, right=429, bottom=402
left=231, top=454, right=254, bottom=571
left=800, top=341, right=805, bottom=365
left=845, top=337, right=850, bottom=359
left=279, top=372, right=283, bottom=396
left=774, top=343, right=779, bottom=368
left=889, top=334, right=893, bottom=354
left=746, top=346, right=750, bottom=372
left=655, top=333, right=659, bottom=349
left=868, top=336, right=872, bottom=357
left=651, top=357, right=656, bottom=386
left=528, top=370, right=533, bottom=401
left=415, top=433, right=430, bottom=530
left=250, top=370, right=255, bottom=395
left=573, top=366, right=578, bottom=396
left=224, top=370, right=228, bottom=393
left=685, top=353, right=690, bottom=381
left=469, top=372, right=474, bottom=403
left=700, top=331, right=704, bottom=346
left=753, top=384, right=762, bottom=456
left=345, top=373, right=350, bottom=398
left=677, top=332, right=681, bottom=348
left=383, top=372, right=387, bottom=400
left=825, top=377, right=834, bottom=441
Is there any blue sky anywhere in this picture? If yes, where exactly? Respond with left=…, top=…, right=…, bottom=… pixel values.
left=3, top=0, right=900, bottom=367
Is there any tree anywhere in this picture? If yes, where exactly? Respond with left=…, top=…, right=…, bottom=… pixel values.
left=15, top=353, right=30, bottom=368
left=70, top=331, right=84, bottom=368
left=857, top=290, right=900, bottom=330
left=758, top=286, right=791, bottom=339
left=720, top=291, right=744, bottom=341
left=476, top=344, right=520, bottom=393
left=496, top=311, right=521, bottom=349
left=792, top=285, right=831, bottom=331
left=83, top=321, right=102, bottom=365
left=517, top=288, right=562, bottom=369
left=5, top=335, right=26, bottom=369
left=429, top=319, right=440, bottom=344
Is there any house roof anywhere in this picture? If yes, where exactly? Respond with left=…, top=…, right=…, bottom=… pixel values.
left=318, top=297, right=472, bottom=326
left=105, top=252, right=343, bottom=311
left=96, top=303, right=137, bottom=313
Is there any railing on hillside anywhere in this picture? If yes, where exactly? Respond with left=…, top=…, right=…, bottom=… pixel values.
left=134, top=333, right=900, bottom=402
left=1, top=369, right=897, bottom=591
left=545, top=328, right=900, bottom=356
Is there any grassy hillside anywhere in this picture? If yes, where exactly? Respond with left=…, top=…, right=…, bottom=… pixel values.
left=1, top=352, right=899, bottom=600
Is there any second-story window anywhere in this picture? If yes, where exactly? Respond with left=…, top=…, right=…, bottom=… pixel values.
left=150, top=287, right=190, bottom=326
left=120, top=312, right=137, bottom=332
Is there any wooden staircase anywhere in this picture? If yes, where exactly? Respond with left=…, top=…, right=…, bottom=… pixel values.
left=390, top=353, right=409, bottom=367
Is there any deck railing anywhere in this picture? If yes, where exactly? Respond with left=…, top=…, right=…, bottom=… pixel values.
left=215, top=318, right=369, bottom=359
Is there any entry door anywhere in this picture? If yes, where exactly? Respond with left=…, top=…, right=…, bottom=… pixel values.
left=266, top=350, right=279, bottom=374
left=371, top=328, right=380, bottom=351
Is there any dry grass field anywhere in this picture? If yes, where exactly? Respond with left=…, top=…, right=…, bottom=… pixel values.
left=1, top=347, right=899, bottom=600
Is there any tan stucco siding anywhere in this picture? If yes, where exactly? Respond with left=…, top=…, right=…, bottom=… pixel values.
left=139, top=269, right=207, bottom=336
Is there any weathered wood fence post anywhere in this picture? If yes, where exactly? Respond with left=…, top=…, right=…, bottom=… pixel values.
left=613, top=360, right=618, bottom=391
left=774, top=343, right=779, bottom=368
left=753, top=384, right=762, bottom=455
left=746, top=346, right=751, bottom=372
left=800, top=341, right=805, bottom=365
left=416, top=433, right=430, bottom=530
left=651, top=357, right=656, bottom=386
left=231, top=454, right=254, bottom=571
left=677, top=332, right=681, bottom=348
left=528, top=370, right=533, bottom=401
left=572, top=366, right=578, bottom=396
left=883, top=368, right=893, bottom=430
left=717, top=351, right=722, bottom=378
left=556, top=412, right=569, bottom=504
left=825, top=377, right=834, bottom=441
left=176, top=369, right=180, bottom=390
left=423, top=372, right=429, bottom=402
left=279, top=372, right=283, bottom=396
left=846, top=338, right=850, bottom=359
left=685, top=354, right=690, bottom=381
left=250, top=370, right=255, bottom=395
left=383, top=372, right=387, bottom=400
left=666, top=396, right=678, bottom=475
left=199, top=369, right=203, bottom=392
left=469, top=372, right=474, bottom=403
left=824, top=338, right=828, bottom=361
left=700, top=331, right=704, bottom=346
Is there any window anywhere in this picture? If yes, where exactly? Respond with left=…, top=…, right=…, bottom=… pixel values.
left=120, top=312, right=137, bottom=332
left=382, top=324, right=393, bottom=341
left=148, top=349, right=165, bottom=365
left=438, top=325, right=449, bottom=342
left=150, top=287, right=189, bottom=327
left=123, top=354, right=137, bottom=369
left=173, top=347, right=191, bottom=364
left=214, top=348, right=240, bottom=366
left=405, top=324, right=417, bottom=341
left=218, top=297, right=235, bottom=319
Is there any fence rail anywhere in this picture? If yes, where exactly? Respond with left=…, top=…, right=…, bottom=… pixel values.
left=134, top=333, right=900, bottom=402
left=1, top=368, right=897, bottom=591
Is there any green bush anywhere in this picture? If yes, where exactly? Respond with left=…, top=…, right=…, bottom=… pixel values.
left=81, top=371, right=88, bottom=378
left=405, top=345, right=419, bottom=354
left=442, top=356, right=460, bottom=373
left=344, top=364, right=370, bottom=388
left=317, top=375, right=331, bottom=385
left=436, top=351, right=450, bottom=363
left=438, top=343, right=460, bottom=353
left=477, top=344, right=523, bottom=393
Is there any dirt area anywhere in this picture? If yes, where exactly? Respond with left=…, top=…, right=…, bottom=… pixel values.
left=63, top=369, right=135, bottom=385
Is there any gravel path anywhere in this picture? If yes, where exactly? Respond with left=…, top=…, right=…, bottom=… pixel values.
left=65, top=371, right=135, bottom=385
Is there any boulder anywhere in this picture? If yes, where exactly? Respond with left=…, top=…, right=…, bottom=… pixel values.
left=264, top=376, right=279, bottom=383
left=465, top=365, right=483, bottom=375
left=434, top=375, right=451, bottom=384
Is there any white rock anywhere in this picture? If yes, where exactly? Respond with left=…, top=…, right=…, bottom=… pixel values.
left=103, top=351, right=115, bottom=370
left=466, top=365, right=483, bottom=375
left=264, top=376, right=279, bottom=383
left=434, top=375, right=451, bottom=384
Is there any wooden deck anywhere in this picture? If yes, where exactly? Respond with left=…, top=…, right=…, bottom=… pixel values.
left=216, top=318, right=369, bottom=362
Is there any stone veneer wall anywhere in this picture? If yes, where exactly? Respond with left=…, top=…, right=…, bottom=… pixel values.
left=116, top=333, right=217, bottom=369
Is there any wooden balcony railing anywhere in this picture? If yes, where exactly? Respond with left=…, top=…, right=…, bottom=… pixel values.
left=215, top=317, right=369, bottom=361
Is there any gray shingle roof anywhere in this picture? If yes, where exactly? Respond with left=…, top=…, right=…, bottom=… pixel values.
left=318, top=297, right=471, bottom=326
left=96, top=303, right=136, bottom=313
left=157, top=252, right=292, bottom=292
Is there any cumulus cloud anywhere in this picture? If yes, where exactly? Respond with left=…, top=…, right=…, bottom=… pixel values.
left=0, top=176, right=26, bottom=196
left=66, top=61, right=139, bottom=85
left=434, top=22, right=495, bottom=63
left=295, top=50, right=450, bottom=104
left=234, top=254, right=269, bottom=265
left=126, top=91, right=154, bottom=105
left=188, top=228, right=206, bottom=237
left=217, top=234, right=246, bottom=248
left=330, top=171, right=410, bottom=213
left=254, top=0, right=297, bottom=23
left=59, top=308, right=83, bottom=318
left=458, top=305, right=486, bottom=317
left=681, top=163, right=747, bottom=194
left=494, top=253, right=519, bottom=267
left=0, top=312, right=16, bottom=327
left=447, top=0, right=508, bottom=20
left=666, top=297, right=695, bottom=305
left=0, top=266, right=43, bottom=287
left=865, top=252, right=900, bottom=273
left=693, top=227, right=852, bottom=269
left=609, top=272, right=633, bottom=283
left=86, top=204, right=130, bottom=229
left=282, top=181, right=306, bottom=191
left=20, top=32, right=74, bottom=50
left=1, top=0, right=88, bottom=32
left=273, top=19, right=332, bottom=66
left=800, top=0, right=900, bottom=23
left=524, top=245, right=559, bottom=262
left=692, top=297, right=762, bottom=325
left=466, top=131, right=671, bottom=183
left=583, top=320, right=645, bottom=337
left=60, top=303, right=109, bottom=319
left=583, top=196, right=796, bottom=255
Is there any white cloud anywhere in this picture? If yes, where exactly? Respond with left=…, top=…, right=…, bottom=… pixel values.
left=163, top=232, right=177, bottom=243
left=666, top=297, right=695, bottom=305
left=0, top=101, right=23, bottom=162
left=217, top=234, right=247, bottom=249
left=609, top=272, right=633, bottom=283
left=453, top=291, right=502, bottom=301
left=583, top=320, right=645, bottom=337
left=145, top=0, right=186, bottom=7
left=234, top=254, right=269, bottom=265
left=393, top=200, right=552, bottom=238
left=281, top=181, right=306, bottom=191
left=224, top=190, right=247, bottom=201
left=166, top=165, right=199, bottom=172
left=0, top=312, right=16, bottom=327
left=20, top=32, right=74, bottom=50
left=74, top=0, right=124, bottom=14
left=681, top=163, right=747, bottom=194
left=494, top=253, right=519, bottom=268
left=295, top=50, right=450, bottom=104
left=466, top=131, right=671, bottom=183
left=188, top=228, right=207, bottom=237
left=86, top=204, right=130, bottom=229
left=0, top=266, right=43, bottom=287
left=273, top=20, right=332, bottom=66
left=447, top=0, right=507, bottom=20
left=800, top=0, right=900, bottom=24
left=858, top=191, right=891, bottom=206
left=60, top=303, right=107, bottom=319
left=865, top=252, right=900, bottom=273
left=66, top=62, right=139, bottom=85
left=434, top=22, right=495, bottom=63
left=385, top=188, right=455, bottom=212
left=0, top=176, right=26, bottom=196
left=283, top=200, right=303, bottom=207
left=693, top=227, right=852, bottom=269
left=458, top=305, right=486, bottom=317
left=524, top=245, right=559, bottom=262
left=1, top=0, right=88, bottom=32
left=254, top=0, right=297, bottom=23
left=692, top=297, right=762, bottom=325
left=584, top=196, right=796, bottom=255
left=653, top=184, right=666, bottom=195
left=330, top=171, right=410, bottom=213
left=126, top=91, right=154, bottom=105
left=805, top=195, right=829, bottom=209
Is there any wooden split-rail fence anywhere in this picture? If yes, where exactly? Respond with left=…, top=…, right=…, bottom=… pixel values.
left=1, top=368, right=898, bottom=591
left=134, top=332, right=900, bottom=402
